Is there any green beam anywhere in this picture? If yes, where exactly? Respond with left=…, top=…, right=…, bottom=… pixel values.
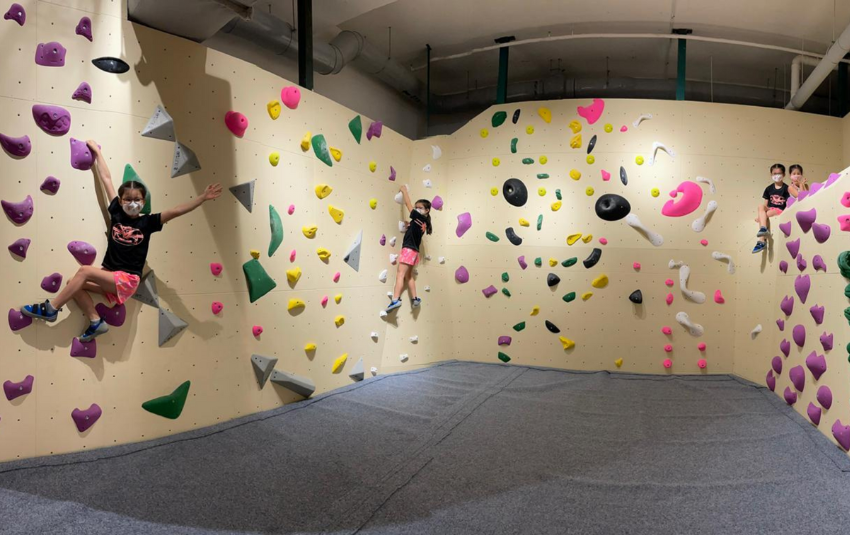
left=676, top=39, right=686, bottom=101
left=497, top=47, right=509, bottom=104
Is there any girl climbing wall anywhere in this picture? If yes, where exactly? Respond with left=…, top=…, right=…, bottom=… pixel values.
left=386, top=185, right=432, bottom=312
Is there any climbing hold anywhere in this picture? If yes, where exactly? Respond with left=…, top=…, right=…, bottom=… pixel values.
left=490, top=187, right=499, bottom=196
left=594, top=194, right=631, bottom=221
left=328, top=205, right=345, bottom=224
left=71, top=82, right=92, bottom=104
left=537, top=214, right=543, bottom=230
left=513, top=322, right=526, bottom=332
left=569, top=169, right=581, bottom=181
left=790, top=365, right=806, bottom=392
left=492, top=111, right=507, bottom=127
left=551, top=201, right=562, bottom=211
left=633, top=262, right=641, bottom=270
left=537, top=107, right=552, bottom=123
left=482, top=285, right=498, bottom=298
left=343, top=230, right=363, bottom=272
left=287, top=298, right=305, bottom=311
left=666, top=294, right=674, bottom=305
left=502, top=288, right=512, bottom=297
left=300, top=132, right=311, bottom=151
left=39, top=176, right=60, bottom=195
left=229, top=180, right=255, bottom=212
left=581, top=292, right=593, bottom=301
left=591, top=274, right=608, bottom=288
left=243, top=258, right=277, bottom=303
left=833, top=420, right=850, bottom=451
left=698, top=343, right=707, bottom=351
left=314, top=184, right=333, bottom=199
left=92, top=56, right=129, bottom=73
left=538, top=188, right=547, bottom=196
left=302, top=225, right=317, bottom=239
left=269, top=152, right=280, bottom=166
left=807, top=402, right=822, bottom=426
left=502, top=272, right=510, bottom=283
left=669, top=260, right=706, bottom=304
left=378, top=269, right=388, bottom=283
left=714, top=290, right=725, bottom=304
left=771, top=356, right=783, bottom=374
left=506, top=227, right=522, bottom=246
left=675, top=311, right=704, bottom=337
left=700, top=240, right=708, bottom=246
left=778, top=221, right=792, bottom=237
left=651, top=188, right=660, bottom=197
left=171, top=141, right=201, bottom=178
left=586, top=155, right=595, bottom=165
left=661, top=326, right=672, bottom=335
left=32, top=104, right=71, bottom=136
left=601, top=170, right=611, bottom=181
left=625, top=213, right=664, bottom=246
left=3, top=375, right=33, bottom=401
left=810, top=304, right=825, bottom=325
left=548, top=258, right=558, bottom=267
left=711, top=252, right=736, bottom=274
left=779, top=261, right=788, bottom=273
left=268, top=205, right=283, bottom=257
left=582, top=248, right=602, bottom=269
left=40, top=272, right=62, bottom=293
left=140, top=105, right=174, bottom=142
left=780, top=339, right=791, bottom=357
left=311, top=134, right=333, bottom=167
left=345, top=115, right=363, bottom=144
left=787, top=238, right=801, bottom=259
left=635, top=156, right=644, bottom=165
left=480, top=128, right=489, bottom=138
left=251, top=354, right=277, bottom=389
left=540, top=155, right=548, bottom=165
left=796, top=208, right=817, bottom=233
left=329, top=147, right=342, bottom=162
left=547, top=273, right=560, bottom=287
left=286, top=267, right=301, bottom=285
left=71, top=403, right=102, bottom=432
left=271, top=369, right=316, bottom=398
left=518, top=218, right=530, bottom=227
left=252, top=326, right=263, bottom=337
left=491, top=158, right=500, bottom=167
left=665, top=279, right=674, bottom=287
left=629, top=290, right=643, bottom=304
left=334, top=315, right=345, bottom=327
left=7, top=238, right=30, bottom=259
left=582, top=234, right=593, bottom=243
left=545, top=320, right=560, bottom=333
left=485, top=231, right=500, bottom=242
left=4, top=3, right=25, bottom=25
left=518, top=256, right=528, bottom=269
left=562, top=257, right=577, bottom=267
left=530, top=306, right=540, bottom=316
left=806, top=351, right=827, bottom=380
left=795, top=274, right=811, bottom=303
left=366, top=120, right=383, bottom=141
left=525, top=125, right=535, bottom=135
left=569, top=134, right=582, bottom=149
left=662, top=358, right=673, bottom=369
left=35, top=41, right=67, bottom=66
left=793, top=324, right=806, bottom=348
left=783, top=386, right=798, bottom=405
left=780, top=295, right=794, bottom=316
left=585, top=187, right=595, bottom=196
left=776, top=319, right=785, bottom=331
left=619, top=167, right=628, bottom=186
left=559, top=336, right=575, bottom=350
left=614, top=358, right=623, bottom=367
left=662, top=181, right=703, bottom=217
left=577, top=98, right=604, bottom=124
left=697, top=359, right=708, bottom=369
left=0, top=133, right=31, bottom=158
left=224, top=111, right=248, bottom=137
left=664, top=345, right=673, bottom=353
left=568, top=120, right=582, bottom=134
left=812, top=223, right=831, bottom=244
left=455, top=266, right=469, bottom=283
left=534, top=258, right=542, bottom=267
left=316, top=248, right=331, bottom=261
left=431, top=195, right=443, bottom=211
left=503, top=178, right=528, bottom=207
left=131, top=270, right=159, bottom=308
left=158, top=308, right=188, bottom=346
left=281, top=86, right=301, bottom=109
left=567, top=233, right=582, bottom=245
left=267, top=100, right=281, bottom=120
left=142, top=381, right=190, bottom=419
left=367, top=161, right=376, bottom=172
left=813, top=255, right=827, bottom=272
left=67, top=241, right=96, bottom=265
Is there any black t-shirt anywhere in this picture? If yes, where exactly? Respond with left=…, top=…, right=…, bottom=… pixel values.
left=402, top=209, right=427, bottom=252
left=101, top=197, right=163, bottom=277
left=763, top=183, right=790, bottom=210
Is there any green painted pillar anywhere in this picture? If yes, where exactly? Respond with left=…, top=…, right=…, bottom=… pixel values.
left=839, top=62, right=848, bottom=117
left=676, top=39, right=686, bottom=101
left=297, top=0, right=313, bottom=90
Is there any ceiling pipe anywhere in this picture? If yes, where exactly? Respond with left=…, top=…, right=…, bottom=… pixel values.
left=790, top=55, right=836, bottom=102
left=787, top=23, right=850, bottom=110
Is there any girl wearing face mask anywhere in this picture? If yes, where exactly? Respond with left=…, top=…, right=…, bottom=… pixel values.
left=753, top=163, right=793, bottom=254
left=789, top=164, right=809, bottom=194
left=386, top=185, right=433, bottom=312
left=22, top=140, right=223, bottom=342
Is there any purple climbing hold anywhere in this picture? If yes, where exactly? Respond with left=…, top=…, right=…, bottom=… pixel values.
left=0, top=132, right=31, bottom=158
left=778, top=221, right=792, bottom=237
left=771, top=356, right=783, bottom=374
left=812, top=223, right=831, bottom=244
left=518, top=256, right=527, bottom=270
left=805, top=351, right=827, bottom=380
left=8, top=237, right=30, bottom=259
left=71, top=403, right=102, bottom=432
left=70, top=337, right=96, bottom=358
left=792, top=324, right=806, bottom=348
left=379, top=234, right=386, bottom=246
left=40, top=272, right=63, bottom=293
left=70, top=138, right=94, bottom=170
left=431, top=195, right=443, bottom=211
left=812, top=255, right=827, bottom=272
left=35, top=41, right=67, bottom=67
left=783, top=386, right=797, bottom=405
left=4, top=3, right=25, bottom=25
left=766, top=370, right=776, bottom=391
left=388, top=166, right=396, bottom=182
left=455, top=265, right=469, bottom=283
left=807, top=403, right=822, bottom=425
left=32, top=104, right=71, bottom=136
left=832, top=420, right=850, bottom=451
left=810, top=182, right=823, bottom=195
left=67, top=240, right=96, bottom=265
left=366, top=121, right=383, bottom=141
left=786, top=196, right=796, bottom=209
left=825, top=173, right=841, bottom=189
left=2, top=195, right=33, bottom=224
left=8, top=308, right=31, bottom=331
left=40, top=176, right=60, bottom=194
left=780, top=295, right=794, bottom=316
left=794, top=274, right=810, bottom=303
left=779, top=339, right=791, bottom=358
left=72, top=82, right=92, bottom=103
left=95, top=302, right=125, bottom=327
left=482, top=285, right=498, bottom=298
left=817, top=385, right=833, bottom=409
left=779, top=261, right=788, bottom=274
left=3, top=374, right=33, bottom=400
left=786, top=238, right=800, bottom=260
left=498, top=336, right=512, bottom=346
left=776, top=318, right=785, bottom=331
left=810, top=304, right=825, bottom=325
left=456, top=212, right=472, bottom=238
left=789, top=365, right=805, bottom=391
left=796, top=208, right=817, bottom=233
left=796, top=254, right=807, bottom=272
left=75, top=16, right=92, bottom=41
left=798, top=190, right=809, bottom=201
left=820, top=332, right=833, bottom=352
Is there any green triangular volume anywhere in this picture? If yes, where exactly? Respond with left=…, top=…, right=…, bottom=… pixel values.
left=142, top=380, right=191, bottom=419
left=348, top=115, right=362, bottom=144
left=121, top=164, right=152, bottom=214
left=268, top=205, right=283, bottom=257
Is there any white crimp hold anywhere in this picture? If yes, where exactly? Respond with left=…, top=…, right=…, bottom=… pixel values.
left=423, top=179, right=432, bottom=188
left=711, top=251, right=736, bottom=274
left=425, top=254, right=432, bottom=261
left=370, top=331, right=379, bottom=339
left=625, top=213, right=664, bottom=246
left=389, top=236, right=397, bottom=247
left=424, top=286, right=431, bottom=292
left=422, top=164, right=432, bottom=173
left=750, top=324, right=762, bottom=339
left=399, top=354, right=409, bottom=362
left=379, top=310, right=388, bottom=318
left=438, top=257, right=446, bottom=264
left=390, top=254, right=399, bottom=265
left=394, top=191, right=404, bottom=204
left=398, top=221, right=406, bottom=232
left=633, top=113, right=653, bottom=127
left=378, top=269, right=388, bottom=283
left=696, top=176, right=716, bottom=194
left=370, top=366, right=378, bottom=375
left=676, top=311, right=704, bottom=337
left=431, top=145, right=442, bottom=160
left=648, top=141, right=675, bottom=166
left=691, top=200, right=718, bottom=232
left=409, top=336, right=418, bottom=343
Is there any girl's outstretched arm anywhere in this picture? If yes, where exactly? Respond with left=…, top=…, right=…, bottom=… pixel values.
left=87, top=140, right=116, bottom=201
left=400, top=185, right=414, bottom=213
left=161, top=183, right=222, bottom=224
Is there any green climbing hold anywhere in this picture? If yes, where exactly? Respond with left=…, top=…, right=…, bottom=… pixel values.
left=534, top=257, right=542, bottom=267
left=502, top=288, right=511, bottom=297
left=561, top=257, right=578, bottom=268
left=486, top=232, right=500, bottom=242
left=839, top=251, right=850, bottom=278
left=511, top=138, right=518, bottom=153
left=845, top=284, right=850, bottom=299
left=513, top=322, right=526, bottom=332
left=522, top=158, right=534, bottom=165
left=537, top=174, right=549, bottom=179
left=311, top=134, right=333, bottom=167
left=268, top=205, right=283, bottom=257
left=845, top=307, right=850, bottom=325
left=142, top=380, right=190, bottom=419
left=562, top=292, right=576, bottom=303
left=498, top=351, right=511, bottom=363
left=122, top=164, right=152, bottom=214
left=348, top=115, right=362, bottom=144
left=502, top=272, right=510, bottom=282
left=555, top=189, right=562, bottom=201
left=492, top=111, right=507, bottom=127
left=243, top=258, right=277, bottom=303
left=537, top=214, right=543, bottom=231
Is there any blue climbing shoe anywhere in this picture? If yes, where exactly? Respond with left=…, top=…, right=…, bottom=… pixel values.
left=79, top=319, right=109, bottom=342
left=386, top=298, right=402, bottom=312
left=21, top=300, right=59, bottom=322
left=412, top=297, right=422, bottom=308
left=757, top=226, right=770, bottom=237
left=752, top=241, right=766, bottom=254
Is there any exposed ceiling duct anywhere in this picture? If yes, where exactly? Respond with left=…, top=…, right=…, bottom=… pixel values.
left=786, top=22, right=850, bottom=111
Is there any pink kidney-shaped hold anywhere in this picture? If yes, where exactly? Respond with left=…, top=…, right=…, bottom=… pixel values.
left=211, top=301, right=223, bottom=314
left=70, top=337, right=96, bottom=358
left=577, top=98, right=605, bottom=125
left=3, top=375, right=33, bottom=400
left=320, top=295, right=328, bottom=307
left=70, top=138, right=94, bottom=170
left=32, top=104, right=71, bottom=136
left=771, top=356, right=783, bottom=374
left=784, top=386, right=797, bottom=405
left=252, top=325, right=263, bottom=337
left=35, top=41, right=66, bottom=67
left=224, top=111, right=248, bottom=137
left=664, top=279, right=674, bottom=287
left=75, top=16, right=92, bottom=41
left=805, top=351, right=827, bottom=380
left=455, top=266, right=469, bottom=283
left=794, top=274, right=810, bottom=304
left=662, top=358, right=673, bottom=369
left=40, top=176, right=60, bottom=194
left=40, top=272, right=62, bottom=293
left=779, top=339, right=791, bottom=357
left=288, top=204, right=295, bottom=215
left=778, top=221, right=792, bottom=237
left=8, top=308, right=32, bottom=331
left=792, top=324, right=806, bottom=348
left=817, top=385, right=833, bottom=409
left=810, top=304, right=825, bottom=325
left=807, top=403, right=822, bottom=425
left=72, top=82, right=92, bottom=103
left=431, top=195, right=443, bottom=211
left=210, top=262, right=223, bottom=276
left=697, top=342, right=706, bottom=351
left=281, top=86, right=301, bottom=109
left=820, top=332, right=834, bottom=352
left=456, top=212, right=472, bottom=238
left=700, top=239, right=708, bottom=246
left=333, top=272, right=340, bottom=283
left=95, top=302, right=125, bottom=327
left=0, top=133, right=31, bottom=158
left=4, top=3, right=25, bottom=25
left=789, top=365, right=805, bottom=391
left=71, top=403, right=102, bottom=432
left=661, top=181, right=704, bottom=217
left=766, top=370, right=776, bottom=391
left=832, top=420, right=850, bottom=451
left=67, top=240, right=96, bottom=265
left=289, top=249, right=297, bottom=262
left=8, top=237, right=30, bottom=259
left=713, top=290, right=725, bottom=304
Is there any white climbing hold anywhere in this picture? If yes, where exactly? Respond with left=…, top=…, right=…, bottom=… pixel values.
left=394, top=191, right=404, bottom=204
left=390, top=254, right=399, bottom=265
left=399, top=354, right=409, bottom=362
left=370, top=366, right=378, bottom=375
left=633, top=113, right=653, bottom=127
left=423, top=179, right=432, bottom=188
left=398, top=221, right=406, bottom=232
left=409, top=336, right=418, bottom=343
left=379, top=310, right=388, bottom=318
left=691, top=200, right=717, bottom=232
left=422, top=164, right=432, bottom=173
left=438, top=257, right=445, bottom=264
left=696, top=176, right=716, bottom=194
left=668, top=260, right=706, bottom=304
left=378, top=269, right=388, bottom=283
left=425, top=286, right=431, bottom=292
left=389, top=236, right=397, bottom=247
left=648, top=141, right=675, bottom=166
left=750, top=324, right=762, bottom=339
left=711, top=251, right=736, bottom=274
left=432, top=145, right=442, bottom=159
left=625, top=213, right=664, bottom=246
left=676, top=311, right=704, bottom=337
left=371, top=331, right=379, bottom=339
left=425, top=254, right=432, bottom=261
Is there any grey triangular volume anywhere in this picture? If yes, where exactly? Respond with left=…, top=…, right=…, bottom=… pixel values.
left=343, top=230, right=363, bottom=272
left=131, top=270, right=159, bottom=308
left=229, top=179, right=255, bottom=213
left=171, top=141, right=201, bottom=178
left=270, top=370, right=316, bottom=398
left=158, top=308, right=188, bottom=347
left=251, top=354, right=278, bottom=389
left=141, top=105, right=175, bottom=142
left=349, top=357, right=365, bottom=382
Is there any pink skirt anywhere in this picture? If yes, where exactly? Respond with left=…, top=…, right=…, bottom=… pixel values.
left=105, top=271, right=141, bottom=306
left=399, top=247, right=419, bottom=266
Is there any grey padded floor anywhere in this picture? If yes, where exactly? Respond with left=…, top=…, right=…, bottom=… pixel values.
left=1, top=361, right=849, bottom=534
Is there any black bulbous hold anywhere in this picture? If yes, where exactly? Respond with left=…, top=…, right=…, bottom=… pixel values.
left=503, top=178, right=528, bottom=207
left=595, top=194, right=631, bottom=221
left=629, top=289, right=643, bottom=304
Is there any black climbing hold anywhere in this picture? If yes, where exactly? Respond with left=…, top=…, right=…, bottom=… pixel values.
left=583, top=248, right=602, bottom=269
left=547, top=273, right=560, bottom=287
left=502, top=178, right=528, bottom=207
left=545, top=320, right=560, bottom=333
left=629, top=289, right=643, bottom=304
left=92, top=57, right=129, bottom=74
left=594, top=194, right=632, bottom=222
left=512, top=109, right=521, bottom=124
left=492, top=111, right=507, bottom=127
left=506, top=227, right=523, bottom=246
left=619, top=166, right=628, bottom=186
left=587, top=135, right=597, bottom=154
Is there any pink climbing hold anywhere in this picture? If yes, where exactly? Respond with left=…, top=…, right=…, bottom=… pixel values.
left=794, top=274, right=810, bottom=303
left=431, top=196, right=443, bottom=211
left=35, top=41, right=66, bottom=67
left=842, top=192, right=850, bottom=208
left=810, top=304, right=825, bottom=325
left=778, top=261, right=788, bottom=274
left=4, top=3, right=25, bottom=25
left=661, top=326, right=672, bottom=335
left=766, top=370, right=776, bottom=391
left=697, top=359, right=707, bottom=369
left=665, top=293, right=673, bottom=305
left=225, top=111, right=248, bottom=137
left=697, top=342, right=706, bottom=351
left=3, top=375, right=33, bottom=400
left=40, top=272, right=62, bottom=293
left=632, top=262, right=641, bottom=270
left=817, top=385, right=833, bottom=409
left=807, top=403, right=822, bottom=426
left=498, top=336, right=512, bottom=346
left=455, top=266, right=469, bottom=283
left=778, top=221, right=792, bottom=237
left=783, top=386, right=797, bottom=405
left=796, top=254, right=807, bottom=272
left=789, top=365, right=805, bottom=391
left=518, top=256, right=527, bottom=270
left=388, top=166, right=396, bottom=182
left=663, top=344, right=673, bottom=353
left=700, top=239, right=708, bottom=246
left=812, top=255, right=827, bottom=272
left=786, top=238, right=800, bottom=259
left=482, top=285, right=498, bottom=298
left=289, top=249, right=296, bottom=261
left=67, top=240, right=96, bottom=265
left=779, top=339, right=791, bottom=358
left=211, top=301, right=223, bottom=315
left=379, top=235, right=386, bottom=246
left=661, top=181, right=704, bottom=218
left=599, top=237, right=608, bottom=245
left=75, top=16, right=92, bottom=41
left=713, top=290, right=724, bottom=304
left=40, top=176, right=60, bottom=194
left=8, top=308, right=31, bottom=331
left=281, top=86, right=301, bottom=109
left=771, top=356, right=783, bottom=374
left=321, top=295, right=328, bottom=307
left=780, top=295, right=794, bottom=316
left=664, top=279, right=674, bottom=287
left=796, top=208, right=817, bottom=233
left=805, top=351, right=827, bottom=380
left=776, top=319, right=785, bottom=331
left=95, top=302, right=125, bottom=327
left=576, top=98, right=605, bottom=125
left=792, top=324, right=806, bottom=348
left=72, top=82, right=91, bottom=103
left=456, top=212, right=472, bottom=238
left=832, top=420, right=850, bottom=451
left=820, top=332, right=833, bottom=351
left=812, top=223, right=831, bottom=243
left=288, top=204, right=295, bottom=215
left=601, top=170, right=611, bottom=181
left=252, top=325, right=263, bottom=337
left=366, top=120, right=383, bottom=141
left=620, top=125, right=628, bottom=132
left=210, top=262, right=223, bottom=276
left=333, top=272, right=340, bottom=283
left=32, top=104, right=71, bottom=136
left=70, top=138, right=94, bottom=170
left=0, top=133, right=31, bottom=158
left=662, top=358, right=673, bottom=369
left=838, top=215, right=850, bottom=232
left=70, top=337, right=96, bottom=358
left=71, top=403, right=101, bottom=432
left=8, top=237, right=30, bottom=259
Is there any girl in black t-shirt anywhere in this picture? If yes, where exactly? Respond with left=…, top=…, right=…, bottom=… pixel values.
left=386, top=185, right=432, bottom=312
left=753, top=163, right=799, bottom=253
left=21, top=140, right=222, bottom=342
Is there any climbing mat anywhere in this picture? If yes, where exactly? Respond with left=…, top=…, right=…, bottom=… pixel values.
left=0, top=361, right=848, bottom=535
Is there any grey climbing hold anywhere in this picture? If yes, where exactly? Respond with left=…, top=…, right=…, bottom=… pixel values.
left=629, top=289, right=643, bottom=304
left=142, top=105, right=175, bottom=142
left=251, top=354, right=278, bottom=389
left=349, top=357, right=365, bottom=381
left=587, top=134, right=597, bottom=154
left=270, top=369, right=316, bottom=398
left=343, top=230, right=363, bottom=272
left=171, top=141, right=201, bottom=178
left=229, top=179, right=255, bottom=213
left=619, top=166, right=628, bottom=186
left=158, top=308, right=187, bottom=346
left=131, top=270, right=159, bottom=308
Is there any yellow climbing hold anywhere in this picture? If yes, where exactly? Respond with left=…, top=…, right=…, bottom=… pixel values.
left=537, top=107, right=552, bottom=123
left=530, top=305, right=540, bottom=316
left=614, top=358, right=623, bottom=367
left=369, top=198, right=377, bottom=209
left=302, top=225, right=317, bottom=239
left=490, top=187, right=499, bottom=196
left=570, top=134, right=582, bottom=149
left=328, top=205, right=345, bottom=224
left=287, top=298, right=305, bottom=311
left=267, top=100, right=281, bottom=120
left=586, top=155, right=595, bottom=164
left=334, top=294, right=342, bottom=304
left=538, top=187, right=547, bottom=196
left=586, top=187, right=595, bottom=196
left=651, top=188, right=660, bottom=197
left=286, top=267, right=302, bottom=285
left=334, top=315, right=345, bottom=327
left=548, top=258, right=558, bottom=267
left=305, top=343, right=317, bottom=352
left=300, top=131, right=311, bottom=151
left=316, top=248, right=331, bottom=261
left=269, top=151, right=280, bottom=166
left=331, top=353, right=347, bottom=373
left=551, top=201, right=562, bottom=211
left=526, top=125, right=534, bottom=135
left=559, top=336, right=575, bottom=350
left=569, top=169, right=581, bottom=180
left=635, top=155, right=644, bottom=165
left=582, top=234, right=593, bottom=244
left=330, top=147, right=342, bottom=162
left=315, top=184, right=333, bottom=199
left=567, top=233, right=582, bottom=245
left=604, top=123, right=613, bottom=133
left=480, top=128, right=489, bottom=138
left=250, top=250, right=260, bottom=259
left=519, top=218, right=530, bottom=227
left=591, top=274, right=609, bottom=288
left=492, top=157, right=500, bottom=166
left=568, top=120, right=582, bottom=134
left=540, top=155, right=548, bottom=165
left=581, top=291, right=593, bottom=301
left=369, top=161, right=377, bottom=172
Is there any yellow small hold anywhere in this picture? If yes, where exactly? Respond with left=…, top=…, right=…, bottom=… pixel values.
left=567, top=233, right=582, bottom=245
left=286, top=267, right=302, bottom=284
left=636, top=155, right=644, bottom=165
left=269, top=151, right=280, bottom=166
left=604, top=124, right=613, bottom=133
left=582, top=234, right=593, bottom=243
left=530, top=306, right=540, bottom=316
left=334, top=294, right=342, bottom=304
left=490, top=187, right=499, bottom=196
left=568, top=120, right=582, bottom=134
left=538, top=187, right=547, bottom=196
left=539, top=155, right=548, bottom=165
left=526, top=125, right=534, bottom=135
left=267, top=100, right=281, bottom=120
left=300, top=131, right=311, bottom=151
left=331, top=353, right=347, bottom=373
left=480, top=128, right=489, bottom=138
left=287, top=298, right=305, bottom=311
left=304, top=343, right=317, bottom=352
left=316, top=248, right=331, bottom=261
left=614, top=358, right=623, bottom=368
left=492, top=157, right=500, bottom=166
left=651, top=188, right=660, bottom=197
left=569, top=169, right=581, bottom=180
left=551, top=201, right=562, bottom=211
left=586, top=155, right=595, bottom=165
left=315, top=184, right=333, bottom=199
left=570, top=133, right=582, bottom=149
left=586, top=187, right=595, bottom=196
left=334, top=315, right=345, bottom=327
left=328, top=205, right=345, bottom=224
left=537, top=107, right=552, bottom=123
left=591, top=274, right=609, bottom=288
left=369, top=198, right=377, bottom=209
left=369, top=161, right=377, bottom=172
left=559, top=336, right=575, bottom=350
left=519, top=218, right=530, bottom=227
left=548, top=258, right=558, bottom=267
left=581, top=291, right=593, bottom=301
left=330, top=147, right=342, bottom=162
left=250, top=250, right=260, bottom=259
left=302, top=225, right=317, bottom=239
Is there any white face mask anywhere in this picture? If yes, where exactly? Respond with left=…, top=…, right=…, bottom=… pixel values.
left=123, top=201, right=143, bottom=216
left=772, top=174, right=783, bottom=183
left=416, top=208, right=426, bottom=215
